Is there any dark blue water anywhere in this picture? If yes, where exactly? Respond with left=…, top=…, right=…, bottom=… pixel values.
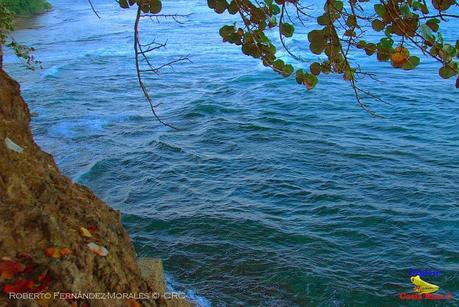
left=5, top=0, right=459, bottom=305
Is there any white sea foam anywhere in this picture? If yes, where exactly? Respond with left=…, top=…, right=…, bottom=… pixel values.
left=165, top=274, right=212, bottom=307
left=41, top=65, right=61, bottom=79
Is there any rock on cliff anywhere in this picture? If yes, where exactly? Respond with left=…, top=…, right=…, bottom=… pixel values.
left=0, top=69, right=192, bottom=307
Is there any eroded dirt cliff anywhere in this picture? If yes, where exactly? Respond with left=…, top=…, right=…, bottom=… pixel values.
left=0, top=69, right=191, bottom=307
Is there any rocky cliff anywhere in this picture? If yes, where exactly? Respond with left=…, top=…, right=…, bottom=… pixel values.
left=0, top=69, right=191, bottom=307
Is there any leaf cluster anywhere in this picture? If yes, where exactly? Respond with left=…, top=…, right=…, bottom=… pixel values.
left=205, top=0, right=459, bottom=92
left=0, top=2, right=40, bottom=69
left=119, top=0, right=162, bottom=14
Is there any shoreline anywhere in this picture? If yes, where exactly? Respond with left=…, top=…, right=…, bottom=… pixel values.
left=13, top=12, right=51, bottom=30
left=12, top=6, right=53, bottom=30
left=4, top=0, right=52, bottom=17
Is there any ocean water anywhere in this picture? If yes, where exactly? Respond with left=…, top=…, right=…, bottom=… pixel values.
left=4, top=0, right=459, bottom=306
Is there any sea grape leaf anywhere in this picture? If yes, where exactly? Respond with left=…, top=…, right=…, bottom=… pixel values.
left=119, top=0, right=129, bottom=9
left=374, top=4, right=385, bottom=18
left=439, top=65, right=457, bottom=79
left=402, top=56, right=420, bottom=70
left=280, top=23, right=294, bottom=37
left=149, top=0, right=162, bottom=14
left=310, top=62, right=321, bottom=76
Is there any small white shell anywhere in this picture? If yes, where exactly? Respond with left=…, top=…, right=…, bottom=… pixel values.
left=87, top=242, right=109, bottom=257
left=5, top=137, right=24, bottom=153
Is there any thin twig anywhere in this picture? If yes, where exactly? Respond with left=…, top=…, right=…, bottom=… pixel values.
left=134, top=7, right=176, bottom=129
left=87, top=0, right=101, bottom=19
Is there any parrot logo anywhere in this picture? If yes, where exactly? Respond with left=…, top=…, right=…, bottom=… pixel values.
left=410, top=275, right=439, bottom=294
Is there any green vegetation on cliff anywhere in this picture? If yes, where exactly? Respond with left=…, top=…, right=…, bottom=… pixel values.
left=0, top=0, right=51, bottom=16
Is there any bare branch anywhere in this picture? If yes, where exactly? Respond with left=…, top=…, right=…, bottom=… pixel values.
left=133, top=7, right=190, bottom=128
left=87, top=0, right=101, bottom=19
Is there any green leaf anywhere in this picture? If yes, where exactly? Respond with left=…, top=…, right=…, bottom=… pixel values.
left=426, top=18, right=440, bottom=32
left=321, top=61, right=331, bottom=74
left=219, top=25, right=235, bottom=38
left=119, top=0, right=129, bottom=9
left=344, top=29, right=355, bottom=37
left=442, top=44, right=456, bottom=58
left=268, top=17, right=277, bottom=28
left=356, top=40, right=366, bottom=49
left=378, top=37, right=394, bottom=50
left=376, top=51, right=390, bottom=62
left=310, top=62, right=321, bottom=76
left=420, top=24, right=434, bottom=41
left=149, top=0, right=162, bottom=14
left=432, top=0, right=454, bottom=11
left=242, top=43, right=261, bottom=58
left=310, top=41, right=326, bottom=55
left=228, top=0, right=238, bottom=14
left=326, top=0, right=343, bottom=13
left=273, top=59, right=285, bottom=71
left=374, top=4, right=386, bottom=18
left=399, top=4, right=412, bottom=17
left=270, top=4, right=281, bottom=15
left=140, top=1, right=150, bottom=13
left=439, top=65, right=457, bottom=79
left=295, top=69, right=304, bottom=84
left=346, top=15, right=357, bottom=27
left=303, top=73, right=318, bottom=90
left=280, top=23, right=294, bottom=38
left=307, top=29, right=325, bottom=43
left=344, top=69, right=353, bottom=81
left=208, top=0, right=227, bottom=13
left=207, top=0, right=217, bottom=9
left=412, top=1, right=422, bottom=10
left=402, top=56, right=420, bottom=70
left=364, top=43, right=377, bottom=56
left=372, top=20, right=385, bottom=32
left=282, top=64, right=294, bottom=77
left=317, top=14, right=330, bottom=26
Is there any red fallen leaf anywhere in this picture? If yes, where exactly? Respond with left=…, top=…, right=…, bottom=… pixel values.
left=3, top=279, right=34, bottom=294
left=59, top=248, right=72, bottom=257
left=45, top=247, right=71, bottom=259
left=45, top=248, right=61, bottom=259
left=37, top=274, right=52, bottom=293
left=87, top=225, right=98, bottom=232
left=128, top=300, right=142, bottom=307
left=0, top=260, right=26, bottom=280
left=23, top=264, right=36, bottom=274
left=38, top=272, right=52, bottom=284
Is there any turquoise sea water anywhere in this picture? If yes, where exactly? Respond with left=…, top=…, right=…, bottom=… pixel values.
left=4, top=0, right=459, bottom=305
